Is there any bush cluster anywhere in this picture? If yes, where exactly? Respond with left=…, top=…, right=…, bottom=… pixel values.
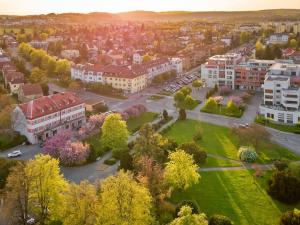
left=237, top=146, right=257, bottom=163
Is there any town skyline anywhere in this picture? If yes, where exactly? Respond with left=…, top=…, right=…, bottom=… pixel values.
left=1, top=0, right=300, bottom=15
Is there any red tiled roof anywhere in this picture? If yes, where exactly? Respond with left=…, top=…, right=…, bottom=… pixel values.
left=5, top=72, right=24, bottom=84
left=20, top=83, right=43, bottom=96
left=18, top=92, right=83, bottom=120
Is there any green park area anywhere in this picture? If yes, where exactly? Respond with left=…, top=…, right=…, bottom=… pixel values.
left=170, top=170, right=300, bottom=225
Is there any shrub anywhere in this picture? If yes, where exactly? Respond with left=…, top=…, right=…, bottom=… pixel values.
left=274, top=160, right=288, bottom=171
left=268, top=170, right=300, bottom=204
left=179, top=142, right=207, bottom=164
left=193, top=128, right=203, bottom=142
left=288, top=162, right=300, bottom=179
left=209, top=214, right=233, bottom=225
left=178, top=108, right=186, bottom=120
left=175, top=200, right=200, bottom=215
left=119, top=149, right=134, bottom=171
left=237, top=146, right=257, bottom=163
left=280, top=208, right=300, bottom=225
left=226, top=100, right=240, bottom=116
left=104, top=158, right=117, bottom=165
left=202, top=98, right=218, bottom=112
left=163, top=109, right=169, bottom=121
left=0, top=132, right=27, bottom=151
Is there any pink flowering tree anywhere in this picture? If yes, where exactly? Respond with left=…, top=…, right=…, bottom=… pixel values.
left=89, top=114, right=106, bottom=128
left=219, top=86, right=232, bottom=96
left=59, top=141, right=90, bottom=166
left=120, top=112, right=129, bottom=121
left=43, top=130, right=73, bottom=158
left=228, top=96, right=243, bottom=106
left=122, top=104, right=147, bottom=119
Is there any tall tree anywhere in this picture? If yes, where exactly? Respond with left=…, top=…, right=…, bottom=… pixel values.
left=165, top=150, right=200, bottom=191
left=26, top=154, right=68, bottom=224
left=2, top=162, right=29, bottom=225
left=62, top=181, right=98, bottom=225
left=133, top=124, right=165, bottom=162
left=97, top=170, right=154, bottom=225
left=29, top=67, right=48, bottom=84
left=101, top=113, right=129, bottom=156
left=135, top=156, right=167, bottom=205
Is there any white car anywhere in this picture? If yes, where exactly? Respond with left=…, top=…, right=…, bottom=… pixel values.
left=7, top=150, right=22, bottom=158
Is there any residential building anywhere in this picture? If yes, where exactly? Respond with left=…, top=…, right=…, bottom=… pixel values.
left=61, top=50, right=80, bottom=60
left=12, top=92, right=86, bottom=144
left=18, top=83, right=43, bottom=102
left=259, top=63, right=300, bottom=124
left=3, top=71, right=25, bottom=94
left=29, top=41, right=49, bottom=50
left=71, top=64, right=147, bottom=93
left=133, top=50, right=147, bottom=64
left=201, top=53, right=243, bottom=89
left=170, top=58, right=183, bottom=75
left=237, top=24, right=261, bottom=33
left=268, top=33, right=289, bottom=45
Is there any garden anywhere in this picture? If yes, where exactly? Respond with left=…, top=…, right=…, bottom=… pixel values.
left=201, top=86, right=253, bottom=118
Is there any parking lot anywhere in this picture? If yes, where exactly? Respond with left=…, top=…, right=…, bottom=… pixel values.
left=163, top=71, right=201, bottom=93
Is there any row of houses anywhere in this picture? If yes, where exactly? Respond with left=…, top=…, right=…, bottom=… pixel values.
left=71, top=57, right=183, bottom=93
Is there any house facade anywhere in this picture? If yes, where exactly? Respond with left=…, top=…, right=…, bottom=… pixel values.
left=12, top=92, right=86, bottom=144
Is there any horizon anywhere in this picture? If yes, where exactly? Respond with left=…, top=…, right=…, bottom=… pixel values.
left=1, top=0, right=300, bottom=16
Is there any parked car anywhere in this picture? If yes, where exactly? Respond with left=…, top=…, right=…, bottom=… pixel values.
left=7, top=150, right=22, bottom=158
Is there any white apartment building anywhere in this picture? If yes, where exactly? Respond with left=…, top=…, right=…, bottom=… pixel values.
left=71, top=64, right=104, bottom=83
left=61, top=50, right=80, bottom=60
left=12, top=92, right=86, bottom=144
left=259, top=63, right=300, bottom=124
left=170, top=58, right=183, bottom=75
left=201, top=53, right=243, bottom=89
left=268, top=33, right=289, bottom=45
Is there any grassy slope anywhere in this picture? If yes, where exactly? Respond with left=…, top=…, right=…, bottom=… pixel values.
left=126, top=112, right=158, bottom=133
left=170, top=170, right=300, bottom=225
left=164, top=120, right=299, bottom=165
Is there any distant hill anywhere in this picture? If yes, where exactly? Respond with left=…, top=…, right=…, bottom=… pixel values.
left=2, top=9, right=300, bottom=23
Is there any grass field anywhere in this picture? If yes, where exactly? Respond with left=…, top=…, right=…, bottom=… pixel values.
left=126, top=112, right=159, bottom=134
left=170, top=170, right=299, bottom=225
left=201, top=105, right=243, bottom=118
left=164, top=120, right=299, bottom=165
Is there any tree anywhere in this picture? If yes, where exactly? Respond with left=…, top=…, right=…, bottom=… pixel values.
left=165, top=149, right=200, bottom=191
left=280, top=208, right=300, bottom=225
left=180, top=87, right=192, bottom=96
left=174, top=91, right=185, bottom=103
left=43, top=130, right=73, bottom=158
left=101, top=113, right=129, bottom=157
left=268, top=170, right=300, bottom=204
left=209, top=215, right=233, bottom=225
left=240, top=32, right=250, bottom=44
left=96, top=170, right=154, bottom=225
left=289, top=39, right=298, bottom=49
left=2, top=162, right=29, bottom=225
left=202, top=98, right=218, bottom=112
left=192, top=80, right=202, bottom=90
left=184, top=95, right=196, bottom=109
left=142, top=55, right=152, bottom=62
left=40, top=33, right=48, bottom=41
left=136, top=156, right=167, bottom=205
left=29, top=67, right=48, bottom=84
left=55, top=59, right=71, bottom=77
left=26, top=154, right=68, bottom=224
left=62, top=181, right=98, bottom=225
left=163, top=109, right=169, bottom=121
left=133, top=123, right=165, bottom=162
left=59, top=141, right=90, bottom=166
left=169, top=205, right=208, bottom=225
left=0, top=106, right=12, bottom=129
left=264, top=45, right=273, bottom=60
left=179, top=108, right=186, bottom=120
left=234, top=124, right=270, bottom=150
left=255, top=40, right=265, bottom=59
left=179, top=142, right=207, bottom=164
left=226, top=100, right=240, bottom=116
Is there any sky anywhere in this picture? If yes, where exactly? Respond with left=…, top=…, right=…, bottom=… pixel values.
left=1, top=0, right=300, bottom=15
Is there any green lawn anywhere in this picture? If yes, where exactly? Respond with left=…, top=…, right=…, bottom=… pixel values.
left=170, top=170, right=299, bottom=225
left=164, top=120, right=299, bottom=165
left=126, top=112, right=159, bottom=134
